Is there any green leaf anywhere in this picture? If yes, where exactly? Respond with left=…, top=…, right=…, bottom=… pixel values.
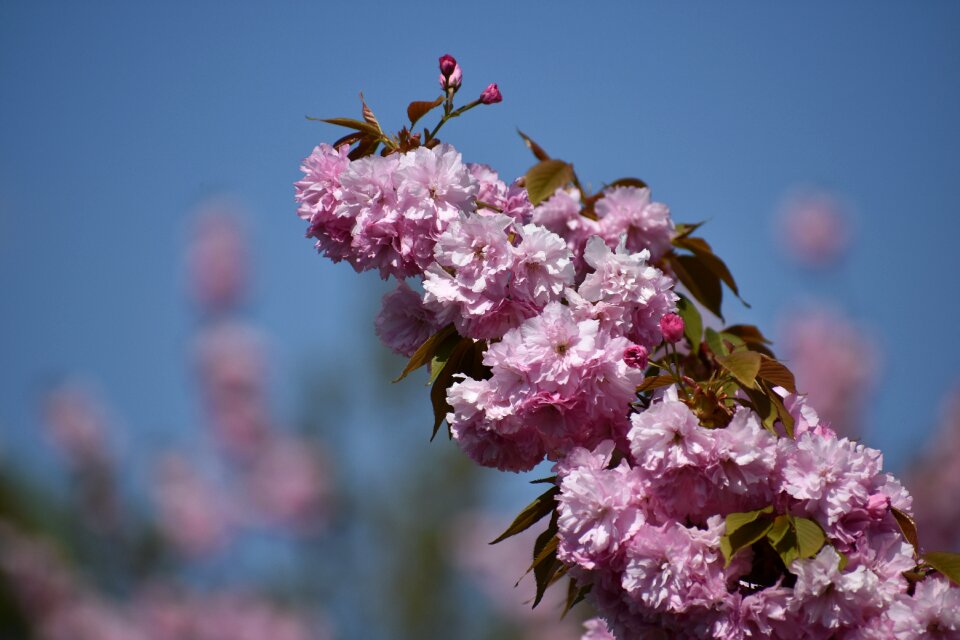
left=891, top=507, right=919, bottom=555
left=719, top=331, right=746, bottom=350
left=517, top=129, right=551, bottom=161
left=721, top=506, right=774, bottom=566
left=743, top=386, right=777, bottom=435
left=767, top=515, right=800, bottom=568
left=636, top=375, right=676, bottom=393
left=767, top=514, right=791, bottom=546
left=838, top=551, right=850, bottom=571
left=757, top=356, right=797, bottom=394
left=716, top=350, right=762, bottom=389
left=763, top=381, right=795, bottom=437
left=924, top=552, right=960, bottom=587
left=395, top=325, right=456, bottom=382
left=427, top=334, right=462, bottom=385
left=793, top=517, right=826, bottom=559
left=676, top=295, right=703, bottom=353
left=491, top=487, right=560, bottom=544
left=427, top=332, right=464, bottom=386
left=670, top=253, right=724, bottom=320
left=705, top=328, right=729, bottom=357
left=407, top=97, right=444, bottom=128
left=525, top=159, right=574, bottom=206
left=307, top=116, right=383, bottom=138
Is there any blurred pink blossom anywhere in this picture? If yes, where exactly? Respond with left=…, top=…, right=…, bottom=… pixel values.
left=193, top=322, right=272, bottom=459
left=41, top=380, right=112, bottom=467
left=777, top=190, right=852, bottom=268
left=244, top=435, right=332, bottom=531
left=450, top=511, right=584, bottom=639
left=153, top=453, right=234, bottom=556
left=780, top=306, right=880, bottom=438
left=134, top=587, right=324, bottom=640
left=905, top=386, right=960, bottom=551
left=186, top=204, right=250, bottom=315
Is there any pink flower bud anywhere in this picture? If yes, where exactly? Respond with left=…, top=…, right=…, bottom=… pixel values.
left=438, top=55, right=462, bottom=92
left=623, top=345, right=649, bottom=369
left=439, top=54, right=458, bottom=77
left=479, top=83, right=502, bottom=105
left=660, top=313, right=685, bottom=343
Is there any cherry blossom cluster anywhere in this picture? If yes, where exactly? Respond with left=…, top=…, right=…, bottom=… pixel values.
left=294, top=55, right=960, bottom=639
left=296, top=139, right=677, bottom=470
left=557, top=389, right=960, bottom=638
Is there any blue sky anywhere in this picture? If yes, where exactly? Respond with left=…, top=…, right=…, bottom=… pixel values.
left=2, top=0, right=959, bottom=485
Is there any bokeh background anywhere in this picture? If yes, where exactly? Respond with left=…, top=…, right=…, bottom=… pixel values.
left=1, top=2, right=959, bottom=639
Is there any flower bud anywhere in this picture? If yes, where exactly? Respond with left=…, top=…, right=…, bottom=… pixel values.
left=623, top=345, right=649, bottom=370
left=439, top=54, right=458, bottom=77
left=660, top=313, right=685, bottom=344
left=479, top=83, right=502, bottom=105
left=438, top=55, right=462, bottom=92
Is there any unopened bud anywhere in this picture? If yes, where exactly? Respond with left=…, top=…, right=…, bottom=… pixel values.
left=439, top=54, right=458, bottom=77
left=479, top=83, right=502, bottom=105
left=623, top=345, right=649, bottom=369
left=660, top=313, right=685, bottom=344
left=438, top=55, right=462, bottom=92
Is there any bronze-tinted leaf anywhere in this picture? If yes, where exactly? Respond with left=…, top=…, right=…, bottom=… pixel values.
left=347, top=135, right=380, bottom=160
left=429, top=338, right=477, bottom=440
left=605, top=177, right=649, bottom=190
left=531, top=534, right=560, bottom=607
left=757, top=355, right=797, bottom=394
left=670, top=253, right=724, bottom=320
left=309, top=116, right=382, bottom=137
left=562, top=578, right=590, bottom=618
left=407, top=97, right=444, bottom=128
left=723, top=324, right=773, bottom=345
left=359, top=92, right=381, bottom=131
left=395, top=325, right=456, bottom=382
left=636, top=375, right=676, bottom=393
left=525, top=159, right=574, bottom=206
left=517, top=129, right=551, bottom=161
left=332, top=131, right=365, bottom=149
left=673, top=221, right=705, bottom=239
left=672, top=235, right=747, bottom=305
left=673, top=235, right=714, bottom=255
left=491, top=486, right=560, bottom=544
left=891, top=507, right=919, bottom=555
